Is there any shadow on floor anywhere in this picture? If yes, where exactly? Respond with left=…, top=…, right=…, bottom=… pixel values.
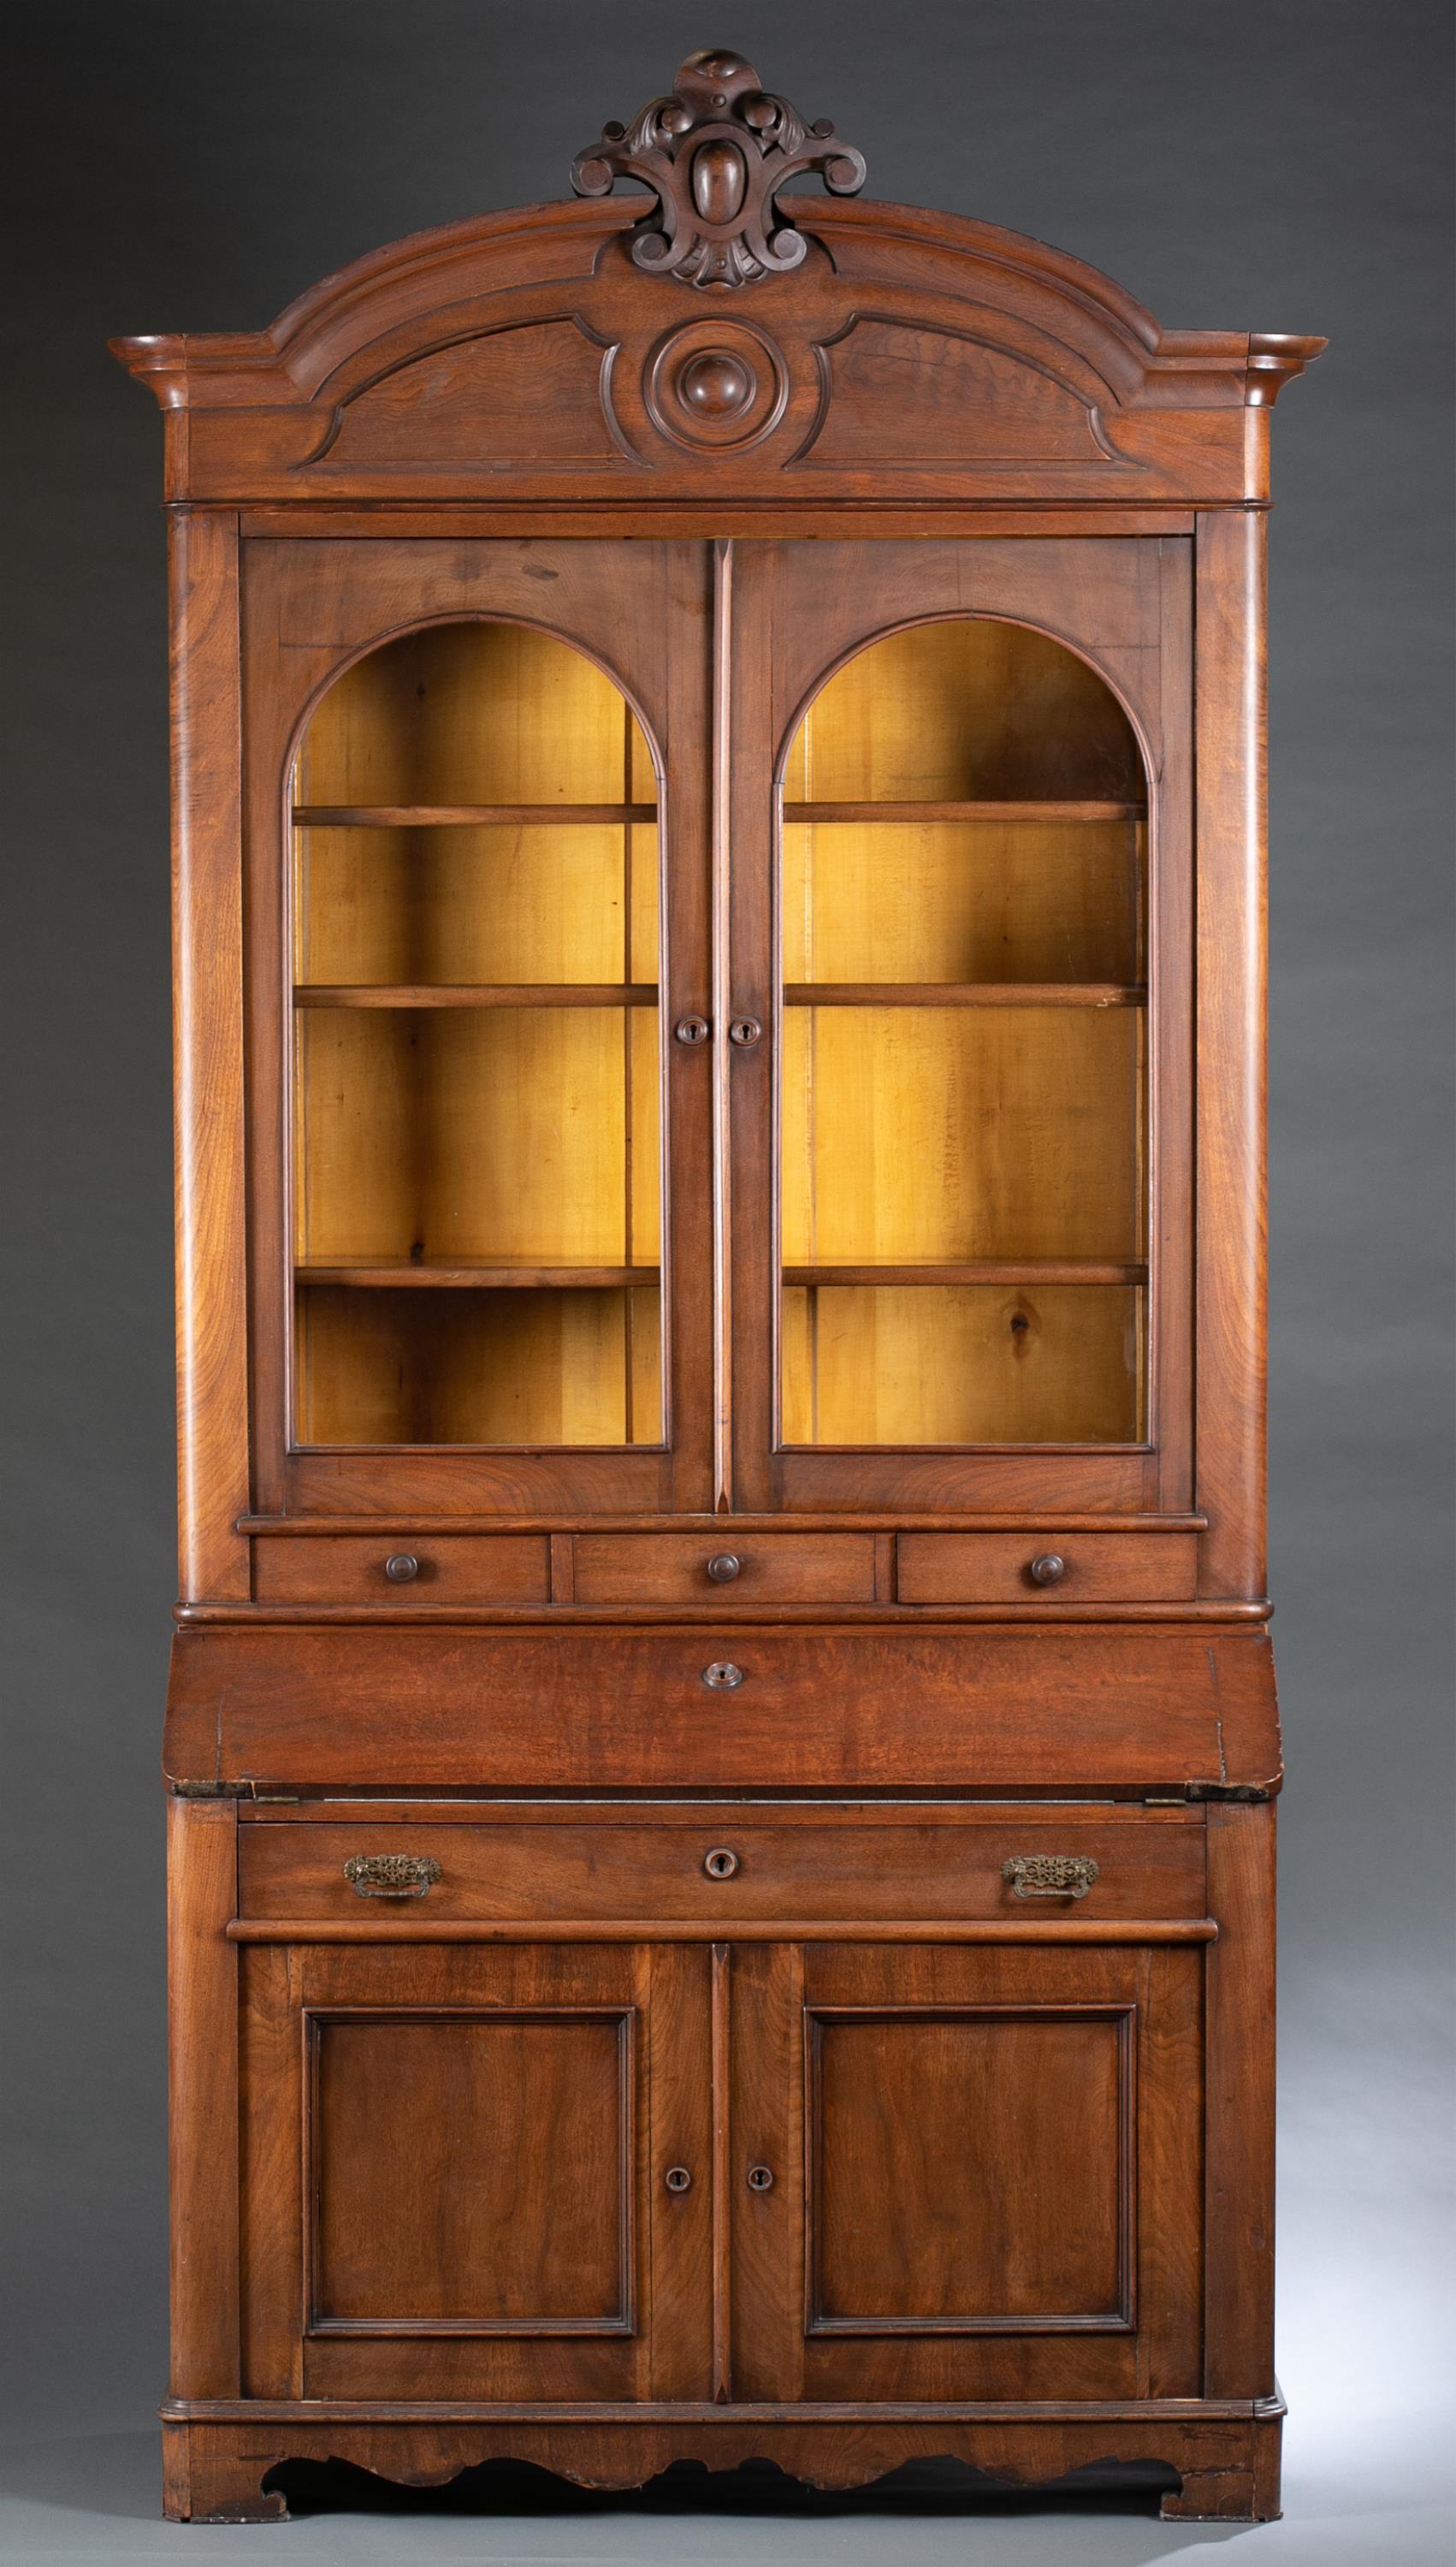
left=271, top=2450, right=1191, bottom=2519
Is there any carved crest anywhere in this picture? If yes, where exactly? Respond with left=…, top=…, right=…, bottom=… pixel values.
left=572, top=47, right=866, bottom=288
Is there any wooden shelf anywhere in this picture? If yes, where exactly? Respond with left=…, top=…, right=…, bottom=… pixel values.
left=782, top=1262, right=1147, bottom=1289
left=781, top=800, right=1144, bottom=824
left=293, top=803, right=657, bottom=827
left=294, top=983, right=659, bottom=1010
left=296, top=1264, right=661, bottom=1290
left=784, top=982, right=1145, bottom=1009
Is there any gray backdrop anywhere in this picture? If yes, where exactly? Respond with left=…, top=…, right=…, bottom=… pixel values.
left=3, top=3, right=1451, bottom=2558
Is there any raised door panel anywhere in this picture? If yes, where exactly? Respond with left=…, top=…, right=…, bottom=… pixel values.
left=241, top=539, right=713, bottom=1521
left=731, top=1942, right=1203, bottom=2403
left=726, top=538, right=1193, bottom=1518
left=239, top=1940, right=712, bottom=2400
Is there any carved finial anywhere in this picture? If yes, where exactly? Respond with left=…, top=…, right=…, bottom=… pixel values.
left=571, top=48, right=867, bottom=289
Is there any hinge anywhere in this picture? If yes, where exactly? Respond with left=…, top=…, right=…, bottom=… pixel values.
left=169, top=1779, right=298, bottom=1801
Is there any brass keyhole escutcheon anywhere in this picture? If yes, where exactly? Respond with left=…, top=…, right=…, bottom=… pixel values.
left=746, top=2163, right=775, bottom=2192
left=706, top=1552, right=742, bottom=1583
left=664, top=2165, right=693, bottom=2194
left=701, top=1661, right=745, bottom=1690
left=703, top=1847, right=740, bottom=1879
left=729, top=1015, right=762, bottom=1046
left=675, top=1015, right=710, bottom=1046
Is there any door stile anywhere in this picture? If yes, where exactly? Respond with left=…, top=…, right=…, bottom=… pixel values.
left=723, top=545, right=779, bottom=1509
left=711, top=541, right=735, bottom=1513
left=728, top=1938, right=807, bottom=2402
left=662, top=542, right=719, bottom=1512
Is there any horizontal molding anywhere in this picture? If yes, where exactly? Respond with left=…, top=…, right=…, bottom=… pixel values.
left=228, top=1918, right=1218, bottom=1946
left=163, top=2391, right=1283, bottom=2424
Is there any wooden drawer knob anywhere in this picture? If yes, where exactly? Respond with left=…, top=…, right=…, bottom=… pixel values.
left=706, top=1552, right=742, bottom=1582
left=1028, top=1552, right=1066, bottom=1586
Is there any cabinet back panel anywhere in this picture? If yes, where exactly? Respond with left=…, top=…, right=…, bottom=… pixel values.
left=782, top=819, right=1145, bottom=987
left=782, top=1284, right=1144, bottom=1445
left=295, top=1285, right=661, bottom=1447
left=782, top=620, right=1145, bottom=803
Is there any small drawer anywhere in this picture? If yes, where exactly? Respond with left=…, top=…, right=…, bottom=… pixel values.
left=897, top=1531, right=1199, bottom=1605
left=571, top=1532, right=875, bottom=1604
left=239, top=1809, right=1206, bottom=1924
left=252, top=1534, right=549, bottom=1605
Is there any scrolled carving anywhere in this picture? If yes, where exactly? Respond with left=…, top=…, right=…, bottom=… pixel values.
left=572, top=48, right=866, bottom=289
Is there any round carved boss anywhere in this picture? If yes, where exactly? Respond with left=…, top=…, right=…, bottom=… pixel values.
left=644, top=318, right=789, bottom=451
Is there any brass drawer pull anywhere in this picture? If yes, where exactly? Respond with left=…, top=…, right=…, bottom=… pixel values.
left=1003, top=1854, right=1100, bottom=1900
left=343, top=1853, right=442, bottom=1900
left=703, top=1847, right=740, bottom=1879
left=664, top=2165, right=693, bottom=2194
left=384, top=1552, right=420, bottom=1583
left=701, top=1661, right=744, bottom=1689
left=1028, top=1552, right=1065, bottom=1586
left=706, top=1552, right=742, bottom=1582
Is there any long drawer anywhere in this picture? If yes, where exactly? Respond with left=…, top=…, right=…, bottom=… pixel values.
left=167, top=1624, right=1282, bottom=1794
left=239, top=1806, right=1206, bottom=1923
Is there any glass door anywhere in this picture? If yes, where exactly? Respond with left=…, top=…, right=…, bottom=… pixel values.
left=725, top=538, right=1192, bottom=1515
left=245, top=537, right=715, bottom=1518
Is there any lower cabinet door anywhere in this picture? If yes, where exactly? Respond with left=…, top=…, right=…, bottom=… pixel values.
left=240, top=1940, right=713, bottom=2400
left=730, top=1940, right=1204, bottom=2403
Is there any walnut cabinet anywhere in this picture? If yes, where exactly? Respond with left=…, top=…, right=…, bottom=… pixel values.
left=116, top=47, right=1320, bottom=2524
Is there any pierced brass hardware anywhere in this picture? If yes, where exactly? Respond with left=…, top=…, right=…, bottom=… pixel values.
left=706, top=1552, right=742, bottom=1582
left=1028, top=1552, right=1066, bottom=1586
left=729, top=1015, right=762, bottom=1046
left=701, top=1661, right=745, bottom=1690
left=675, top=1014, right=710, bottom=1045
left=746, top=2163, right=775, bottom=2192
left=703, top=1847, right=740, bottom=1878
left=383, top=1553, right=420, bottom=1583
left=1003, top=1854, right=1100, bottom=1900
left=343, top=1853, right=443, bottom=1900
left=664, top=2165, right=693, bottom=2194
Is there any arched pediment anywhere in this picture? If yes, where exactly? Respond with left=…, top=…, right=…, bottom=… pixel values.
left=113, top=49, right=1321, bottom=505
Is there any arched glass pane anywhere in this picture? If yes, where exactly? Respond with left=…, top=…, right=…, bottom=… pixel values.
left=290, top=621, right=662, bottom=1448
left=779, top=619, right=1148, bottom=1446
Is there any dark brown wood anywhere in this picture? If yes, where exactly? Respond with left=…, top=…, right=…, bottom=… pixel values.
left=158, top=2398, right=1284, bottom=2521
left=169, top=513, right=250, bottom=1602
left=1203, top=1801, right=1276, bottom=2396
left=293, top=803, right=657, bottom=826
left=168, top=1798, right=241, bottom=2395
left=252, top=1533, right=549, bottom=1604
left=897, top=1530, right=1198, bottom=1604
left=164, top=1623, right=1281, bottom=1793
left=237, top=1807, right=1207, bottom=1924
left=120, top=44, right=1316, bottom=2522
left=293, top=982, right=660, bottom=1009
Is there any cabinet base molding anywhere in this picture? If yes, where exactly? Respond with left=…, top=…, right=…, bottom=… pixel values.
left=159, top=2396, right=1283, bottom=2525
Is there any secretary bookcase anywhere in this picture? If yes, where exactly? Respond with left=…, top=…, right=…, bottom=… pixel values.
left=115, top=48, right=1321, bottom=2523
